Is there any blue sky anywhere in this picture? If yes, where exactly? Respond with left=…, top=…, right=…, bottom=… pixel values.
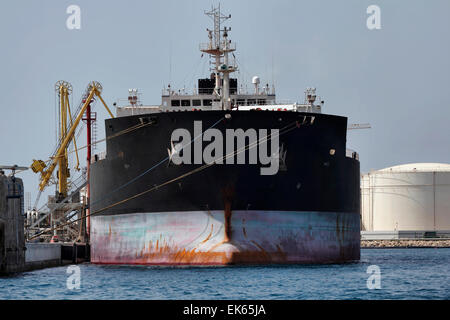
left=1, top=0, right=449, bottom=207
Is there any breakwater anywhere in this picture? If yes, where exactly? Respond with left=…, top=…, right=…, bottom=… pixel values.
left=361, top=239, right=450, bottom=248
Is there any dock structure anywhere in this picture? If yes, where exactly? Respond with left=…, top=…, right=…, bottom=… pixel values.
left=24, top=242, right=90, bottom=271
left=1, top=168, right=89, bottom=275
left=0, top=169, right=26, bottom=274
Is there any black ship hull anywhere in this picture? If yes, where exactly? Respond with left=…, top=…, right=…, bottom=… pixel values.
left=89, top=111, right=361, bottom=265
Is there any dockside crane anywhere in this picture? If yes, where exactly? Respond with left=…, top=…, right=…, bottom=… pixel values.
left=30, top=81, right=114, bottom=208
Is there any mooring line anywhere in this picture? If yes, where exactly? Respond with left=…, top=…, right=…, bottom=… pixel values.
left=28, top=118, right=305, bottom=240
left=89, top=116, right=225, bottom=207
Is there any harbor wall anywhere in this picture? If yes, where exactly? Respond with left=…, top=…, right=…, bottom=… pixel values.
left=0, top=173, right=25, bottom=274
left=361, top=230, right=450, bottom=240
left=24, top=243, right=62, bottom=270
left=361, top=239, right=450, bottom=248
left=22, top=242, right=89, bottom=271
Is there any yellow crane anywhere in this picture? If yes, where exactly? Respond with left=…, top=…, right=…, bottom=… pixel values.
left=31, top=81, right=114, bottom=204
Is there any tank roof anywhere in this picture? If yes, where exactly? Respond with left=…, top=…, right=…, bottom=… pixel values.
left=376, top=163, right=450, bottom=173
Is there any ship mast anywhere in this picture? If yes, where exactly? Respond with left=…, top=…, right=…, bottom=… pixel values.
left=201, top=4, right=237, bottom=110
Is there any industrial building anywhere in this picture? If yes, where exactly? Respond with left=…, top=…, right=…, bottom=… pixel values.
left=361, top=163, right=450, bottom=239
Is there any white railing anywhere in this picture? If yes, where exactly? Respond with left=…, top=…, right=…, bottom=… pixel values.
left=199, top=42, right=236, bottom=52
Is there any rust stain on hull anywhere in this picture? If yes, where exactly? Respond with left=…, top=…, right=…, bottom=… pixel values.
left=224, top=202, right=232, bottom=242
left=222, top=185, right=234, bottom=243
left=124, top=248, right=288, bottom=265
left=91, top=210, right=361, bottom=265
left=201, top=224, right=214, bottom=244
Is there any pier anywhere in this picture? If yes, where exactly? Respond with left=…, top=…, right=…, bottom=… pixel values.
left=1, top=169, right=88, bottom=275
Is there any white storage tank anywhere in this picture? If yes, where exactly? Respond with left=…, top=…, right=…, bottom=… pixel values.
left=361, top=163, right=450, bottom=232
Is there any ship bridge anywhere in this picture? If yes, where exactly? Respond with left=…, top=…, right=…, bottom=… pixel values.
left=115, top=86, right=323, bottom=117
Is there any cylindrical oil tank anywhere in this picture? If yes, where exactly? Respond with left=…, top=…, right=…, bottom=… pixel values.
left=361, top=163, right=450, bottom=231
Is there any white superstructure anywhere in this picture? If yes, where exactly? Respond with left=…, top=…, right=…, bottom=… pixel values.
left=115, top=5, right=324, bottom=117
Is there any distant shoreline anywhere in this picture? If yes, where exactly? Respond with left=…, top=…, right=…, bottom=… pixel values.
left=361, top=239, right=450, bottom=248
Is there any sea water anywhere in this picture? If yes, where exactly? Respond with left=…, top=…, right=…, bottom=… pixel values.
left=1, top=248, right=449, bottom=300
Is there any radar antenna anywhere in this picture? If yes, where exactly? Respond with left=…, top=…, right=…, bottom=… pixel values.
left=201, top=4, right=237, bottom=110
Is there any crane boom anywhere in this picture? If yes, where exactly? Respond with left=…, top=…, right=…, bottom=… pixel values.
left=31, top=81, right=113, bottom=196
